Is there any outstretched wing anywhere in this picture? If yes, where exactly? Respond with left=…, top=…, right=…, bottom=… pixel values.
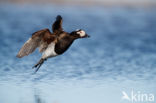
left=17, top=28, right=55, bottom=58
left=52, top=15, right=63, bottom=33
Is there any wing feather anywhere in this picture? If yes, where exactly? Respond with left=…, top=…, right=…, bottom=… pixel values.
left=52, top=15, right=63, bottom=33
left=17, top=28, right=54, bottom=58
left=16, top=38, right=38, bottom=58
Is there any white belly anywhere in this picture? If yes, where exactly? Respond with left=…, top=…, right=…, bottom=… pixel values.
left=42, top=43, right=58, bottom=59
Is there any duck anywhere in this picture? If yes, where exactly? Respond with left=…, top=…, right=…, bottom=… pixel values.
left=16, top=15, right=90, bottom=72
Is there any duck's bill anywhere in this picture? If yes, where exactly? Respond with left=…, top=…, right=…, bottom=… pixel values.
left=85, top=34, right=90, bottom=38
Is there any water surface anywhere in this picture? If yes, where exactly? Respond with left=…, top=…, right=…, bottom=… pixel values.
left=0, top=4, right=156, bottom=103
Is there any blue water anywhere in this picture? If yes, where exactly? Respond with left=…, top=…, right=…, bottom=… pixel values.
left=0, top=4, right=156, bottom=103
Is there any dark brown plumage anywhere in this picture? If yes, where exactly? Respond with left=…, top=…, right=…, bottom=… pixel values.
left=17, top=15, right=90, bottom=72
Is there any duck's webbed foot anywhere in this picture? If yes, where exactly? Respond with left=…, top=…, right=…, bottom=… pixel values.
left=32, top=58, right=46, bottom=72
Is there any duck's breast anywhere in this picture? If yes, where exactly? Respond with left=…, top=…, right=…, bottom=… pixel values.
left=55, top=36, right=74, bottom=54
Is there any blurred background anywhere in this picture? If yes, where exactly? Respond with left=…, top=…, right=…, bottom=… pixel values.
left=1, top=0, right=156, bottom=6
left=0, top=0, right=156, bottom=103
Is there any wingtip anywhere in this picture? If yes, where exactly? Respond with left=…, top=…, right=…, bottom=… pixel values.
left=16, top=54, right=22, bottom=58
left=56, top=15, right=62, bottom=20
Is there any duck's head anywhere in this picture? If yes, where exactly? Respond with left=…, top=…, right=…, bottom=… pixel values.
left=71, top=29, right=90, bottom=39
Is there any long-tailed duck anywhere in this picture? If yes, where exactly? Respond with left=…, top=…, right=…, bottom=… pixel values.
left=17, top=15, right=90, bottom=72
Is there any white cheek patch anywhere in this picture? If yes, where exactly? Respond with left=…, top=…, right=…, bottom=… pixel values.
left=78, top=30, right=85, bottom=37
